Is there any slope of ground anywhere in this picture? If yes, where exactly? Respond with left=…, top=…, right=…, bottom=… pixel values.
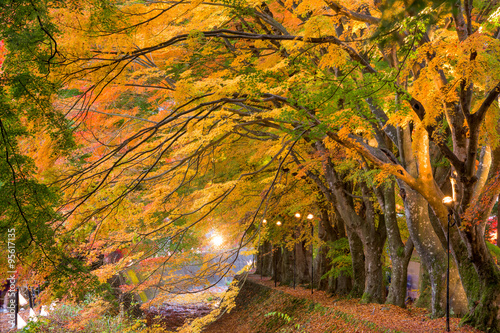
left=203, top=274, right=481, bottom=333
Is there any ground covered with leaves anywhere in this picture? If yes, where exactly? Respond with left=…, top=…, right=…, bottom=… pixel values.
left=203, top=274, right=481, bottom=333
left=0, top=275, right=483, bottom=333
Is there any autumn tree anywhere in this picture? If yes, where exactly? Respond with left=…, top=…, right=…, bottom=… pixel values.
left=0, top=0, right=109, bottom=301
left=7, top=0, right=500, bottom=331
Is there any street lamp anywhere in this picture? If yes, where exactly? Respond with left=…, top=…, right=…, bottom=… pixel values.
left=274, top=220, right=282, bottom=287
left=442, top=196, right=454, bottom=332
left=443, top=196, right=453, bottom=207
left=293, top=213, right=301, bottom=289
left=307, top=214, right=314, bottom=294
left=260, top=219, right=267, bottom=280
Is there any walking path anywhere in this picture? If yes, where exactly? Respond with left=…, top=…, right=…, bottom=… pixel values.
left=245, top=274, right=480, bottom=333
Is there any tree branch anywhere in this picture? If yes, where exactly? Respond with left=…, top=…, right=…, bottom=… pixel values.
left=324, top=0, right=381, bottom=25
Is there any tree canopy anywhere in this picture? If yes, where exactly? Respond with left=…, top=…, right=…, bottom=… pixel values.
left=2, top=0, right=500, bottom=331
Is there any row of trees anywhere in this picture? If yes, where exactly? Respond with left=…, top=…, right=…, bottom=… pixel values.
left=1, top=0, right=500, bottom=331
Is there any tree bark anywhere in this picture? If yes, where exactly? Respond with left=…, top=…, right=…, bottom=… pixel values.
left=402, top=185, right=447, bottom=316
left=294, top=238, right=312, bottom=285
left=345, top=223, right=365, bottom=298
left=361, top=231, right=386, bottom=304
left=256, top=241, right=273, bottom=277
left=328, top=175, right=385, bottom=302
left=460, top=250, right=500, bottom=332
left=497, top=198, right=500, bottom=248
left=317, top=142, right=386, bottom=303
left=379, top=183, right=414, bottom=307
left=317, top=204, right=353, bottom=294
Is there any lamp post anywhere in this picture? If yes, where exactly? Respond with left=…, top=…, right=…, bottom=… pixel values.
left=293, top=213, right=301, bottom=289
left=442, top=196, right=454, bottom=332
left=275, top=220, right=282, bottom=287
left=260, top=219, right=267, bottom=280
left=307, top=213, right=314, bottom=294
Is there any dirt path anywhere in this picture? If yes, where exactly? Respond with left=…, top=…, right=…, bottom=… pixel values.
left=244, top=274, right=479, bottom=333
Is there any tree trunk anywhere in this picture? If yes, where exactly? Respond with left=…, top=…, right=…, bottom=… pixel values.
left=256, top=241, right=273, bottom=277
left=460, top=225, right=500, bottom=332
left=386, top=253, right=411, bottom=307
left=317, top=203, right=353, bottom=294
left=497, top=198, right=500, bottom=248
left=429, top=209, right=469, bottom=316
left=294, top=238, right=312, bottom=285
left=302, top=141, right=386, bottom=302
left=345, top=224, right=365, bottom=298
left=403, top=185, right=447, bottom=316
left=416, top=263, right=432, bottom=309
left=360, top=221, right=386, bottom=304
left=279, top=245, right=295, bottom=286
left=382, top=183, right=414, bottom=308
left=322, top=152, right=386, bottom=303
left=317, top=210, right=332, bottom=292
left=273, top=244, right=280, bottom=284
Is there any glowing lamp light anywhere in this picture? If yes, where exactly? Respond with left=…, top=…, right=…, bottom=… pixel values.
left=295, top=213, right=301, bottom=218
left=442, top=196, right=454, bottom=208
left=211, top=235, right=223, bottom=247
left=276, top=221, right=282, bottom=226
left=262, top=219, right=267, bottom=224
left=306, top=214, right=314, bottom=220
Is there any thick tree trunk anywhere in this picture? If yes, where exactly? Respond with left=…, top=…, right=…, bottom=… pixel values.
left=386, top=253, right=411, bottom=307
left=356, top=192, right=387, bottom=304
left=345, top=224, right=365, bottom=298
left=397, top=125, right=468, bottom=316
left=273, top=244, right=281, bottom=284
left=294, top=238, right=312, bottom=285
left=317, top=210, right=333, bottom=292
left=497, top=199, right=500, bottom=248
left=430, top=212, right=470, bottom=316
left=405, top=191, right=468, bottom=317
left=322, top=155, right=386, bottom=303
left=378, top=183, right=414, bottom=307
left=279, top=246, right=295, bottom=286
left=457, top=133, right=500, bottom=331
left=403, top=185, right=447, bottom=316
left=256, top=241, right=273, bottom=277
left=461, top=272, right=500, bottom=332
left=316, top=240, right=330, bottom=291
left=462, top=280, right=500, bottom=333
left=317, top=206, right=353, bottom=294
left=255, top=244, right=264, bottom=276
left=361, top=238, right=385, bottom=304
left=460, top=225, right=500, bottom=332
left=358, top=210, right=386, bottom=304
left=303, top=141, right=387, bottom=302
left=416, top=263, right=432, bottom=309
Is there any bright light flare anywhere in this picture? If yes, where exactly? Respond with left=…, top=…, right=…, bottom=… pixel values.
left=295, top=213, right=301, bottom=218
left=307, top=214, right=314, bottom=220
left=211, top=235, right=223, bottom=247
left=276, top=221, right=282, bottom=226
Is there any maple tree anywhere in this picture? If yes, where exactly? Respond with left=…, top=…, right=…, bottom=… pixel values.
left=2, top=0, right=500, bottom=332
left=0, top=0, right=100, bottom=300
